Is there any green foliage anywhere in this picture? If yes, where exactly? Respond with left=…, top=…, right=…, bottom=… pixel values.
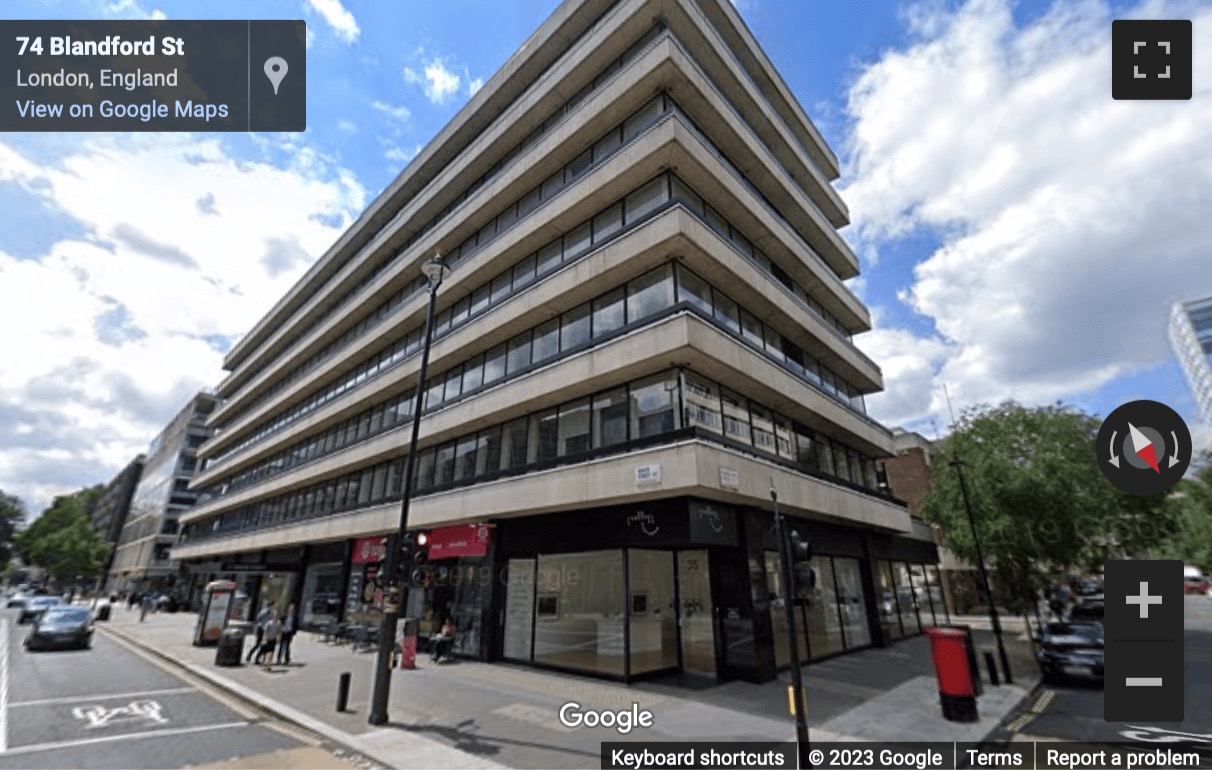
left=12, top=490, right=110, bottom=582
left=1154, top=465, right=1212, bottom=570
left=0, top=491, right=25, bottom=569
left=920, top=401, right=1179, bottom=611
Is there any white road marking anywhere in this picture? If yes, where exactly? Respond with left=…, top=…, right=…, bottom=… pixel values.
left=0, top=719, right=248, bottom=757
left=0, top=617, right=8, bottom=752
left=10, top=686, right=194, bottom=708
left=72, top=699, right=167, bottom=729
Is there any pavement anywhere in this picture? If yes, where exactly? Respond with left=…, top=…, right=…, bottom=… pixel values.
left=96, top=607, right=1040, bottom=769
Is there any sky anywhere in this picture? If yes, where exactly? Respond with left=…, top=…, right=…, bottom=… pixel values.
left=1, top=0, right=1209, bottom=518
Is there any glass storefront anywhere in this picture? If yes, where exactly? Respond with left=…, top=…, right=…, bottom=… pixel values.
left=533, top=550, right=625, bottom=676
left=628, top=550, right=678, bottom=675
left=300, top=562, right=344, bottom=628
left=876, top=559, right=948, bottom=639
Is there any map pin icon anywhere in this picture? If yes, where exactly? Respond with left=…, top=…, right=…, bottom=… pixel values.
left=264, top=57, right=288, bottom=95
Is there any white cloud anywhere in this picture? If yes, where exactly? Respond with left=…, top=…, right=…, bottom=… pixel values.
left=384, top=144, right=422, bottom=164
left=0, top=135, right=365, bottom=513
left=371, top=100, right=411, bottom=124
left=404, top=58, right=462, bottom=104
left=467, top=74, right=485, bottom=98
left=844, top=0, right=1212, bottom=427
left=306, top=0, right=360, bottom=44
left=337, top=119, right=357, bottom=134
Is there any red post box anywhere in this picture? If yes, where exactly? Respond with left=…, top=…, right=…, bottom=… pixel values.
left=926, top=627, right=978, bottom=722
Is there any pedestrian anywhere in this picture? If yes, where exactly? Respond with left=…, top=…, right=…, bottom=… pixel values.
left=245, top=604, right=272, bottom=663
left=139, top=592, right=152, bottom=622
left=277, top=603, right=297, bottom=666
left=258, top=610, right=281, bottom=670
left=128, top=591, right=138, bottom=611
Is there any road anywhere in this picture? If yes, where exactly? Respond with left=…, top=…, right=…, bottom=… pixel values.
left=0, top=606, right=352, bottom=769
left=1005, top=596, right=1212, bottom=751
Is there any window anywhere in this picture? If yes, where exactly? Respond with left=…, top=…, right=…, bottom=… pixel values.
left=500, top=417, right=529, bottom=470
left=450, top=296, right=470, bottom=327
left=794, top=425, right=819, bottom=469
left=623, top=97, right=663, bottom=141
left=750, top=405, right=777, bottom=454
left=490, top=272, right=511, bottom=305
left=435, top=442, right=457, bottom=486
left=713, top=290, right=740, bottom=334
left=764, top=326, right=786, bottom=363
left=705, top=204, right=728, bottom=237
left=470, top=285, right=490, bottom=317
left=462, top=354, right=484, bottom=392
left=593, top=203, right=623, bottom=244
left=414, top=448, right=436, bottom=492
left=424, top=378, right=444, bottom=411
left=532, top=319, right=559, bottom=363
left=672, top=175, right=703, bottom=214
left=740, top=310, right=764, bottom=348
left=592, top=387, right=629, bottom=448
left=483, top=343, right=507, bottom=384
left=625, top=176, right=667, bottom=221
left=592, top=288, right=625, bottom=337
left=558, top=400, right=591, bottom=456
left=357, top=468, right=373, bottom=504
left=477, top=427, right=501, bottom=476
left=536, top=239, right=562, bottom=276
left=453, top=436, right=478, bottom=482
left=593, top=126, right=621, bottom=161
left=531, top=408, right=559, bottom=463
left=560, top=304, right=591, bottom=351
left=721, top=388, right=751, bottom=445
left=369, top=404, right=385, bottom=433
left=513, top=254, right=537, bottom=291
left=815, top=434, right=835, bottom=475
left=567, top=148, right=592, bottom=180
left=564, top=222, right=592, bottom=260
left=541, top=169, right=565, bottom=200
left=630, top=373, right=677, bottom=438
left=682, top=374, right=721, bottom=433
left=517, top=187, right=541, bottom=218
left=386, top=462, right=402, bottom=498
left=371, top=465, right=388, bottom=502
left=507, top=333, right=532, bottom=374
left=443, top=368, right=463, bottom=402
left=676, top=265, right=712, bottom=314
left=626, top=265, right=673, bottom=322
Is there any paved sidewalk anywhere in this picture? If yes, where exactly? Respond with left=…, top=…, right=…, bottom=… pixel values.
left=97, top=607, right=1040, bottom=769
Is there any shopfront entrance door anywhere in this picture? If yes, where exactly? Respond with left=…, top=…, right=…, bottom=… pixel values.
left=676, top=549, right=717, bottom=678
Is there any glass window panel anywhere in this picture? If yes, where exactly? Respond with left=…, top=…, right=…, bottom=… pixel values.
left=424, top=377, right=445, bottom=411
left=764, top=326, right=786, bottom=363
left=567, top=148, right=592, bottom=180
left=832, top=443, right=851, bottom=482
left=476, top=428, right=501, bottom=476
left=386, top=459, right=402, bottom=498
left=671, top=175, right=704, bottom=215
left=532, top=319, right=559, bottom=363
left=536, top=239, right=562, bottom=276
left=371, top=465, right=388, bottom=502
left=676, top=265, right=712, bottom=314
left=470, top=285, right=491, bottom=317
left=369, top=404, right=385, bottom=434
left=730, top=228, right=754, bottom=258
left=628, top=549, right=678, bottom=674
left=533, top=550, right=624, bottom=675
left=592, top=288, right=625, bottom=336
left=626, top=265, right=674, bottom=322
left=623, top=97, right=663, bottom=141
left=712, top=290, right=740, bottom=334
left=630, top=372, right=678, bottom=439
left=434, top=442, right=457, bottom=486
left=500, top=416, right=529, bottom=471
left=592, top=387, right=629, bottom=448
left=450, top=297, right=471, bottom=327
left=720, top=388, right=751, bottom=445
left=750, top=405, right=777, bottom=455
left=483, top=343, right=507, bottom=384
left=625, top=176, right=667, bottom=222
left=444, top=368, right=463, bottom=402
left=807, top=557, right=844, bottom=658
left=909, top=564, right=935, bottom=628
left=557, top=400, right=591, bottom=456
left=794, top=425, right=819, bottom=469
left=592, top=203, right=623, bottom=244
left=593, top=127, right=622, bottom=161
left=357, top=469, right=374, bottom=504
left=461, top=354, right=484, bottom=393
left=453, top=435, right=478, bottom=483
left=740, top=310, right=764, bottom=348
left=513, top=254, right=537, bottom=291
left=414, top=447, right=436, bottom=492
left=705, top=204, right=729, bottom=237
left=877, top=560, right=903, bottom=640
left=531, top=408, right=559, bottom=463
left=433, top=309, right=451, bottom=337
left=893, top=562, right=921, bottom=634
left=517, top=187, right=541, bottom=218
left=924, top=565, right=947, bottom=626
left=834, top=557, right=871, bottom=649
left=563, top=221, right=592, bottom=260
left=682, top=374, right=722, bottom=434
left=560, top=304, right=591, bottom=351
left=541, top=170, right=564, bottom=200
left=773, top=412, right=793, bottom=458
left=815, top=434, right=835, bottom=475
left=490, top=272, right=512, bottom=305
left=507, top=333, right=532, bottom=374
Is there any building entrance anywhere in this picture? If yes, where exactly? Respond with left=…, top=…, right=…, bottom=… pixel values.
left=676, top=549, right=717, bottom=680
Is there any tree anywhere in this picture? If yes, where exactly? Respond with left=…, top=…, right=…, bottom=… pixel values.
left=1155, top=465, right=1212, bottom=570
left=12, top=491, right=110, bottom=585
left=0, top=491, right=24, bottom=569
left=920, top=401, right=1179, bottom=612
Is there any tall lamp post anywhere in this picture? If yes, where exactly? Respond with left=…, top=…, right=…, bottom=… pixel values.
left=949, top=456, right=1012, bottom=684
left=368, top=254, right=449, bottom=726
left=770, top=483, right=811, bottom=764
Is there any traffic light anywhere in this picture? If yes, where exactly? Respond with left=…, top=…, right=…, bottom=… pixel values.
left=398, top=530, right=430, bottom=586
left=789, top=530, right=815, bottom=600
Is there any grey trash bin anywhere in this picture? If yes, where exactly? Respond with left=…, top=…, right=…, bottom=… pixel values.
left=95, top=604, right=111, bottom=622
left=215, top=627, right=246, bottom=666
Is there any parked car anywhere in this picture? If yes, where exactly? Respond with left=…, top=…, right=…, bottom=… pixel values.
left=6, top=593, right=27, bottom=609
left=1074, top=579, right=1103, bottom=597
left=1067, top=598, right=1104, bottom=622
left=1184, top=574, right=1210, bottom=595
left=1036, top=620, right=1104, bottom=684
left=17, top=596, right=61, bottom=625
left=25, top=606, right=93, bottom=651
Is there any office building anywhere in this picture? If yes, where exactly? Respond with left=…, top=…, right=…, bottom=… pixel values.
left=1169, top=295, right=1212, bottom=426
left=175, top=0, right=937, bottom=684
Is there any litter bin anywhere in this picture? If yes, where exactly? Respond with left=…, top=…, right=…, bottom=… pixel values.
left=95, top=604, right=111, bottom=622
left=926, top=627, right=978, bottom=722
left=398, top=618, right=418, bottom=670
left=215, top=627, right=246, bottom=667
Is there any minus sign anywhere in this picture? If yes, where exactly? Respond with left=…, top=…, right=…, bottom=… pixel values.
left=1125, top=678, right=1163, bottom=686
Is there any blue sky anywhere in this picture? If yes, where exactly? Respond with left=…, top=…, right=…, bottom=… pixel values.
left=1, top=0, right=1210, bottom=514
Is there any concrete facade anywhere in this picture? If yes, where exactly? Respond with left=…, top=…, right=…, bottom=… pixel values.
left=1169, top=295, right=1212, bottom=428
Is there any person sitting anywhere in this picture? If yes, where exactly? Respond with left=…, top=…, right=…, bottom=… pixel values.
left=431, top=618, right=455, bottom=663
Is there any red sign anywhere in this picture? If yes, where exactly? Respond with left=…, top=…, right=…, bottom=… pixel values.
left=400, top=634, right=417, bottom=669
left=426, top=524, right=491, bottom=559
left=352, top=536, right=387, bottom=564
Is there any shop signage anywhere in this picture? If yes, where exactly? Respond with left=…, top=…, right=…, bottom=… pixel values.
left=635, top=463, right=662, bottom=486
left=719, top=468, right=739, bottom=489
left=221, top=562, right=267, bottom=572
left=352, top=535, right=387, bottom=564
left=427, top=524, right=491, bottom=559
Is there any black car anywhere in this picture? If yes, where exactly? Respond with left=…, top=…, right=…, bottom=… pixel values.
left=17, top=596, right=61, bottom=624
left=1036, top=620, right=1103, bottom=684
left=25, top=606, right=93, bottom=651
left=1067, top=598, right=1104, bottom=622
left=1075, top=579, right=1103, bottom=597
left=5, top=594, right=27, bottom=609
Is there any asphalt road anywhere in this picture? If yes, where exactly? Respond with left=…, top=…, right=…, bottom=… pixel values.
left=1011, top=596, right=1212, bottom=750
left=0, top=607, right=316, bottom=769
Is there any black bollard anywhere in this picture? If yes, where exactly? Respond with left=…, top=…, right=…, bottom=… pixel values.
left=336, top=672, right=351, bottom=712
left=984, top=651, right=1000, bottom=686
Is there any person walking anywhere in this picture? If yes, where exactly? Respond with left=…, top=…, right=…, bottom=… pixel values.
left=139, top=592, right=153, bottom=622
left=277, top=603, right=298, bottom=665
left=245, top=604, right=272, bottom=663
left=257, top=610, right=281, bottom=670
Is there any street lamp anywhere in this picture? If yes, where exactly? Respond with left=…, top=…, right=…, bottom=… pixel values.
left=770, top=482, right=811, bottom=765
left=368, top=253, right=450, bottom=726
left=949, top=456, right=1013, bottom=684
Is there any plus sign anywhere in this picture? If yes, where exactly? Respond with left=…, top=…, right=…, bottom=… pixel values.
left=1126, top=581, right=1163, bottom=619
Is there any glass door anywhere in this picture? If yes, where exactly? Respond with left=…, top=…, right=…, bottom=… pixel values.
left=676, top=549, right=717, bottom=677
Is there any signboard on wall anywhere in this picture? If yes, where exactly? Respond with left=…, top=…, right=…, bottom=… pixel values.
left=427, top=524, right=491, bottom=559
left=352, top=536, right=387, bottom=564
